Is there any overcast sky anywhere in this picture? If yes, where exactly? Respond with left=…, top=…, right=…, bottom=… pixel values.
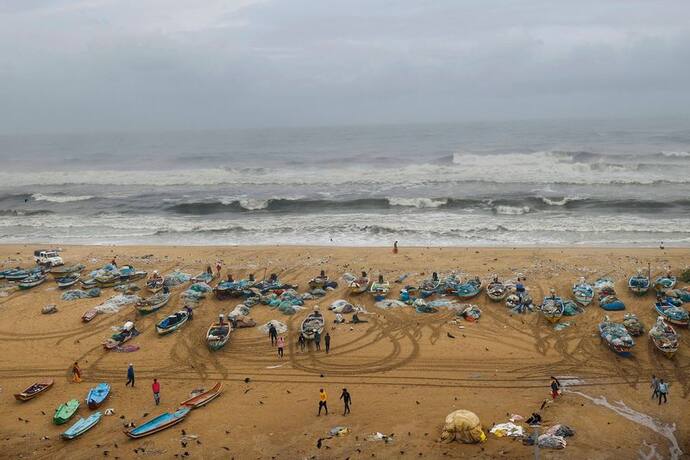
left=1, top=0, right=689, bottom=133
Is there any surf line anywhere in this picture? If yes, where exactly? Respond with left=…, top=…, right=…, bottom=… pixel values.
left=564, top=388, right=682, bottom=460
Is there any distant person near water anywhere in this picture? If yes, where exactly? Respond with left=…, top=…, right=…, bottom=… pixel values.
left=393, top=241, right=398, bottom=254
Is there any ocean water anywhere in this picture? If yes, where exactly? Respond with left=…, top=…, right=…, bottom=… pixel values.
left=1, top=119, right=689, bottom=246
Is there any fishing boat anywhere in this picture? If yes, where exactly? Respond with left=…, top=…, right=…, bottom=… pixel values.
left=214, top=279, right=251, bottom=300
left=666, top=288, right=690, bottom=303
left=486, top=278, right=508, bottom=301
left=506, top=292, right=533, bottom=312
left=53, top=399, right=80, bottom=425
left=541, top=295, right=565, bottom=323
left=4, top=267, right=42, bottom=281
left=81, top=308, right=98, bottom=323
left=301, top=309, right=325, bottom=340
left=18, top=273, right=47, bottom=289
left=622, top=313, right=644, bottom=336
left=206, top=319, right=231, bottom=351
left=135, top=292, right=171, bottom=315
left=180, top=382, right=223, bottom=408
left=649, top=317, right=679, bottom=358
left=418, top=273, right=440, bottom=298
left=14, top=379, right=54, bottom=401
left=146, top=273, right=165, bottom=293
left=572, top=279, right=594, bottom=306
left=628, top=272, right=650, bottom=295
left=654, top=275, right=677, bottom=292
left=156, top=310, right=190, bottom=335
left=308, top=272, right=329, bottom=290
left=598, top=285, right=625, bottom=311
left=103, top=321, right=139, bottom=349
left=191, top=271, right=214, bottom=283
left=86, top=383, right=111, bottom=409
left=369, top=278, right=390, bottom=301
left=455, top=278, right=483, bottom=299
left=655, top=301, right=689, bottom=327
left=61, top=412, right=102, bottom=440
left=49, top=263, right=85, bottom=276
left=118, top=265, right=147, bottom=282
left=348, top=272, right=370, bottom=294
left=599, top=316, right=635, bottom=356
left=56, top=273, right=80, bottom=289
left=80, top=277, right=98, bottom=289
left=124, top=407, right=191, bottom=439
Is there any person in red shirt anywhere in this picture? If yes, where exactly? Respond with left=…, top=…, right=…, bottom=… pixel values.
left=152, top=378, right=161, bottom=405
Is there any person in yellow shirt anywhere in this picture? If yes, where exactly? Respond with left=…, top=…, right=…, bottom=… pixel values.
left=318, top=388, right=328, bottom=416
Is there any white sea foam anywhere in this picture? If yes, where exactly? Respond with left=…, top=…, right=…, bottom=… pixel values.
left=32, top=193, right=94, bottom=203
left=387, top=197, right=448, bottom=208
left=494, top=205, right=530, bottom=215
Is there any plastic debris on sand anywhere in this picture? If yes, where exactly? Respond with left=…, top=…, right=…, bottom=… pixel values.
left=375, top=299, right=408, bottom=309
left=329, top=426, right=351, bottom=437
left=490, top=422, right=524, bottom=438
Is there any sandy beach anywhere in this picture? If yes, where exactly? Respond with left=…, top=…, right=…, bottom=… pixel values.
left=0, top=245, right=688, bottom=460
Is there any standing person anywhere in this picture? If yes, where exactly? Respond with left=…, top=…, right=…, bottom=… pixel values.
left=651, top=375, right=660, bottom=399
left=393, top=241, right=398, bottom=254
left=298, top=333, right=306, bottom=352
left=340, top=388, right=351, bottom=415
left=111, top=256, right=117, bottom=267
left=318, top=388, right=328, bottom=416
left=277, top=335, right=285, bottom=358
left=184, top=305, right=194, bottom=320
left=324, top=332, right=331, bottom=354
left=215, top=260, right=222, bottom=278
left=314, top=330, right=321, bottom=351
left=268, top=323, right=278, bottom=346
left=658, top=379, right=668, bottom=405
left=152, top=378, right=161, bottom=405
left=72, top=361, right=82, bottom=383
left=126, top=363, right=135, bottom=387
left=550, top=376, right=560, bottom=399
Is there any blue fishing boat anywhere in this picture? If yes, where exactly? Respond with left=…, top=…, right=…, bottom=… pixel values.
left=61, top=412, right=102, bottom=440
left=87, top=383, right=111, bottom=409
left=654, top=275, right=677, bottom=292
left=124, top=407, right=191, bottom=439
left=599, top=316, right=635, bottom=356
left=572, top=279, right=594, bottom=306
left=655, top=302, right=689, bottom=327
left=156, top=310, right=190, bottom=335
left=454, top=278, right=482, bottom=299
left=628, top=273, right=650, bottom=295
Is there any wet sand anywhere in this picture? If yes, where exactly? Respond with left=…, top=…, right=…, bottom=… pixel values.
left=0, top=245, right=688, bottom=459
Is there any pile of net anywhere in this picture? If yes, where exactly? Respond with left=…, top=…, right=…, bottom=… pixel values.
left=88, top=263, right=119, bottom=279
left=181, top=282, right=213, bottom=304
left=259, top=320, right=288, bottom=335
left=440, top=410, right=487, bottom=444
left=414, top=298, right=437, bottom=313
left=622, top=313, right=644, bottom=336
left=649, top=317, right=679, bottom=351
left=114, top=283, right=140, bottom=294
left=562, top=299, right=583, bottom=316
left=94, top=294, right=142, bottom=314
left=261, top=289, right=306, bottom=315
left=164, top=271, right=191, bottom=287
left=62, top=288, right=101, bottom=300
left=599, top=318, right=634, bottom=349
left=329, top=300, right=355, bottom=313
left=375, top=299, right=408, bottom=309
left=460, top=304, right=482, bottom=321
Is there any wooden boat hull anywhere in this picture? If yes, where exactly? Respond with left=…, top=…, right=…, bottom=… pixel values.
left=124, top=407, right=190, bottom=439
left=348, top=279, right=369, bottom=294
left=135, top=293, right=171, bottom=315
left=301, top=313, right=325, bottom=340
left=14, top=379, right=54, bottom=401
left=18, top=276, right=46, bottom=289
left=181, top=382, right=223, bottom=408
left=156, top=312, right=189, bottom=335
left=62, top=412, right=102, bottom=440
left=206, top=323, right=231, bottom=351
left=87, top=383, right=111, bottom=409
left=54, top=400, right=80, bottom=425
left=82, top=308, right=98, bottom=322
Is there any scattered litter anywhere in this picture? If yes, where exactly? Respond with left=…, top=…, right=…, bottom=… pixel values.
left=490, top=422, right=524, bottom=438
left=113, top=345, right=140, bottom=352
left=104, top=408, right=115, bottom=416
left=330, top=300, right=355, bottom=313
left=545, top=424, right=575, bottom=437
left=509, top=414, right=524, bottom=422
left=554, top=322, right=571, bottom=331
left=460, top=305, right=482, bottom=321
left=537, top=433, right=567, bottom=449
left=266, top=363, right=287, bottom=369
left=329, top=426, right=350, bottom=437
left=41, top=304, right=58, bottom=314
left=375, top=300, right=408, bottom=309
left=366, top=432, right=394, bottom=443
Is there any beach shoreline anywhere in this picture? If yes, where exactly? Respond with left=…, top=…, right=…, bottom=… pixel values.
left=0, top=244, right=688, bottom=459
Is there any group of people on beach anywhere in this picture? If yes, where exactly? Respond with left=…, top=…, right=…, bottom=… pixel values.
left=317, top=387, right=352, bottom=416
left=268, top=322, right=332, bottom=357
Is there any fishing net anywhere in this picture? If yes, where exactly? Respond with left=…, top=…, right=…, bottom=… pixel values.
left=94, top=294, right=142, bottom=314
left=62, top=288, right=101, bottom=300
left=622, top=313, right=644, bottom=336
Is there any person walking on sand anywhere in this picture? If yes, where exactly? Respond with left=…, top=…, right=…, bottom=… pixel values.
left=298, top=333, right=306, bottom=352
left=126, top=363, right=135, bottom=387
left=324, top=332, right=331, bottom=354
left=277, top=335, right=285, bottom=358
left=215, top=260, right=222, bottom=277
left=651, top=375, right=660, bottom=399
left=152, top=378, right=161, bottom=405
left=550, top=376, right=561, bottom=399
left=658, top=379, right=668, bottom=405
left=318, top=388, right=328, bottom=416
left=72, top=361, right=82, bottom=383
left=314, top=330, right=321, bottom=351
left=340, top=388, right=351, bottom=415
left=393, top=241, right=398, bottom=254
left=268, top=323, right=278, bottom=346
